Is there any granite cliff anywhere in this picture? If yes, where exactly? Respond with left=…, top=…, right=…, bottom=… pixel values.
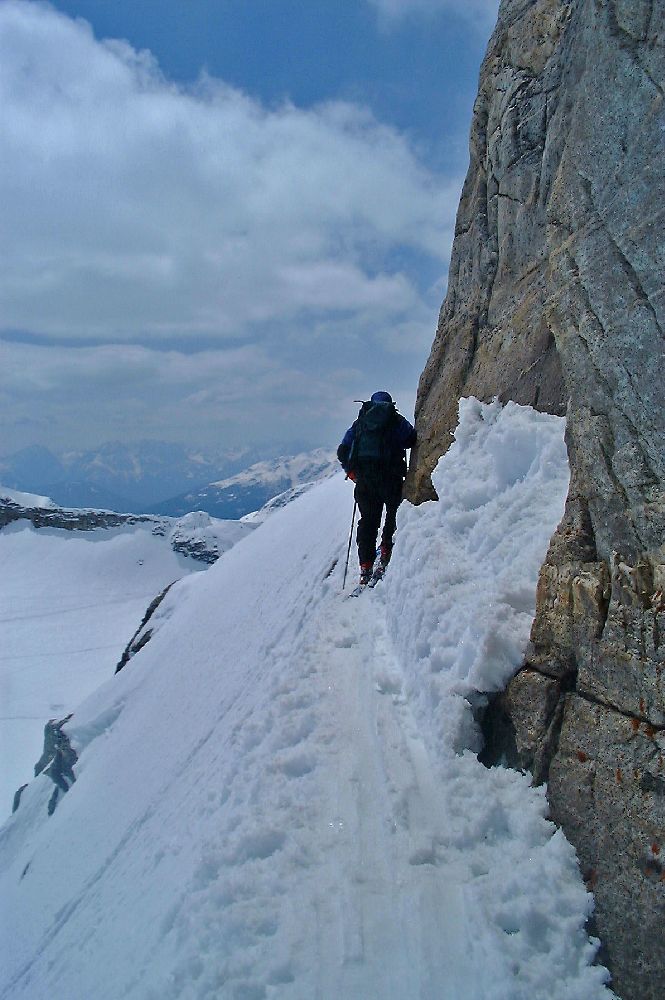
left=410, top=1, right=664, bottom=997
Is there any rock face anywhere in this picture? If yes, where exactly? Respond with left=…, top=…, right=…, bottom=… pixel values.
left=411, top=1, right=665, bottom=996
left=11, top=717, right=78, bottom=818
left=0, top=498, right=157, bottom=533
left=32, top=717, right=77, bottom=816
left=115, top=584, right=175, bottom=674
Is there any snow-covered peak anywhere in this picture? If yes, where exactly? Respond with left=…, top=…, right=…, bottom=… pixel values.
left=209, top=448, right=337, bottom=490
left=0, top=441, right=266, bottom=511
left=152, top=447, right=339, bottom=519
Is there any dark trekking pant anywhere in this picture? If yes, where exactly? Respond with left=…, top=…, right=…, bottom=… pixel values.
left=354, top=477, right=403, bottom=567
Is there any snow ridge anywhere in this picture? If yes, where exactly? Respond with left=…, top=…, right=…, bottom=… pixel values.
left=0, top=400, right=615, bottom=1000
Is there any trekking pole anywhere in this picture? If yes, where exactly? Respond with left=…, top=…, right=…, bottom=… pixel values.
left=342, top=499, right=357, bottom=591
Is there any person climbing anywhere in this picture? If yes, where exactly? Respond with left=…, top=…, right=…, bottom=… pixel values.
left=337, top=391, right=416, bottom=586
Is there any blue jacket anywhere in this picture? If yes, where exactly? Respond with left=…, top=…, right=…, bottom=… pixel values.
left=337, top=407, right=416, bottom=475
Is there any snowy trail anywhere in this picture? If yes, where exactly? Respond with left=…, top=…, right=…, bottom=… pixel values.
left=159, top=565, right=500, bottom=999
left=304, top=592, right=493, bottom=1000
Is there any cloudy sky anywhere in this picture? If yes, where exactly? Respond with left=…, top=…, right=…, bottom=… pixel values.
left=1, top=0, right=498, bottom=456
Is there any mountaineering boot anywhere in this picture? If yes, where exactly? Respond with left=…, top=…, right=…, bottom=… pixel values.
left=367, top=543, right=392, bottom=588
left=359, top=562, right=373, bottom=586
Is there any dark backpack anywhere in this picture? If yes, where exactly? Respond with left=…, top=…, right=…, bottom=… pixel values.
left=348, top=400, right=400, bottom=477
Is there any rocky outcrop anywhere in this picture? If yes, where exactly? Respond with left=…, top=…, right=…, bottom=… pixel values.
left=115, top=584, right=174, bottom=674
left=32, top=716, right=78, bottom=816
left=11, top=717, right=78, bottom=817
left=0, top=499, right=230, bottom=565
left=410, top=0, right=571, bottom=500
left=12, top=578, right=174, bottom=815
left=412, top=1, right=665, bottom=996
left=0, top=498, right=156, bottom=533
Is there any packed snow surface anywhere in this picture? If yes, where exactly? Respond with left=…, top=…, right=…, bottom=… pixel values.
left=0, top=399, right=615, bottom=999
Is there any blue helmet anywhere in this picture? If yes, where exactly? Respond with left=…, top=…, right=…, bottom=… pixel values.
left=370, top=391, right=393, bottom=404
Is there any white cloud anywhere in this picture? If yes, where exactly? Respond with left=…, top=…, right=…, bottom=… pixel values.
left=0, top=1, right=466, bottom=452
left=0, top=0, right=459, bottom=343
left=0, top=338, right=356, bottom=450
left=368, top=0, right=499, bottom=31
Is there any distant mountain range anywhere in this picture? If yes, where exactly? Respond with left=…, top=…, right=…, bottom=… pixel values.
left=0, top=442, right=339, bottom=518
left=150, top=450, right=339, bottom=519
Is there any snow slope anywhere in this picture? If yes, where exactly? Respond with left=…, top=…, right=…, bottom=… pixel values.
left=0, top=514, right=252, bottom=818
left=0, top=400, right=615, bottom=999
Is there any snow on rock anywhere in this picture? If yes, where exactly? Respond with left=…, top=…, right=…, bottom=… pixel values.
left=168, top=511, right=254, bottom=563
left=384, top=396, right=572, bottom=755
left=0, top=400, right=615, bottom=1000
left=0, top=485, right=55, bottom=508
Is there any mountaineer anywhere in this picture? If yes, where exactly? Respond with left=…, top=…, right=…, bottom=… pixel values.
left=337, top=391, right=416, bottom=587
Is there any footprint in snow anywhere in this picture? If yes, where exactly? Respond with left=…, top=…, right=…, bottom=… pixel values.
left=409, top=845, right=438, bottom=867
left=274, top=751, right=317, bottom=779
left=333, top=632, right=356, bottom=648
left=374, top=671, right=402, bottom=695
left=228, top=828, right=286, bottom=864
